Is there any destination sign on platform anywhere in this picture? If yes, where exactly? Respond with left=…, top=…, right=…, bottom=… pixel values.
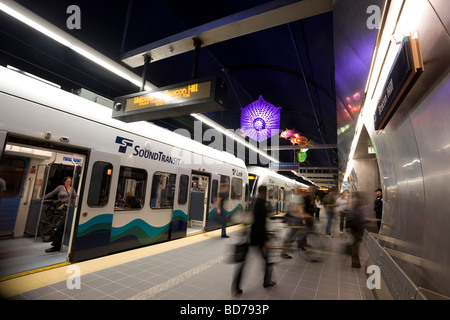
left=112, top=76, right=227, bottom=122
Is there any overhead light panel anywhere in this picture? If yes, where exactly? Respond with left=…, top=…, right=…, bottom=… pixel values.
left=0, top=0, right=154, bottom=91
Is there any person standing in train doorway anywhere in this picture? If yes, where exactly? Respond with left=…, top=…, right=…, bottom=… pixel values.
left=217, top=183, right=229, bottom=238
left=374, top=188, right=383, bottom=231
left=41, top=176, right=77, bottom=253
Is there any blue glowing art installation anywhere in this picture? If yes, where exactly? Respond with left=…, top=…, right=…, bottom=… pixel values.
left=240, top=96, right=281, bottom=142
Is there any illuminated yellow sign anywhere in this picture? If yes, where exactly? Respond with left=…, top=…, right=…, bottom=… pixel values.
left=125, top=81, right=212, bottom=112
left=112, top=76, right=226, bottom=122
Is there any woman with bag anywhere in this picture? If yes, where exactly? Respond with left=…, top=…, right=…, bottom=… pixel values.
left=231, top=185, right=276, bottom=296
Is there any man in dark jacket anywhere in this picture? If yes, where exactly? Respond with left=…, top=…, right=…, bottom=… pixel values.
left=232, top=185, right=275, bottom=296
left=374, top=188, right=383, bottom=231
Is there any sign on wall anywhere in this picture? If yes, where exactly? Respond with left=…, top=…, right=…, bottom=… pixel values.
left=374, top=36, right=424, bottom=130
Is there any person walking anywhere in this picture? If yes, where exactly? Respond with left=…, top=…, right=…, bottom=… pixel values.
left=231, top=185, right=275, bottom=296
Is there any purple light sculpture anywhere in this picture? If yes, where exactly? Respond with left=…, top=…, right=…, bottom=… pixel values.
left=240, top=96, right=281, bottom=142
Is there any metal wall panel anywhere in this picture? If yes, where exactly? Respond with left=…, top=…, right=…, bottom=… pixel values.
left=365, top=0, right=450, bottom=296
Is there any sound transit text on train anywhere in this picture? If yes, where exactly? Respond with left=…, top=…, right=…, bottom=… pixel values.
left=133, top=145, right=182, bottom=165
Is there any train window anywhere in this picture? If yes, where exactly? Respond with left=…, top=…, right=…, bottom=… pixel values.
left=150, top=172, right=176, bottom=209
left=87, top=161, right=113, bottom=207
left=178, top=174, right=189, bottom=205
left=211, top=179, right=218, bottom=204
left=231, top=177, right=242, bottom=200
left=0, top=158, right=26, bottom=198
left=219, top=175, right=230, bottom=199
left=268, top=185, right=274, bottom=199
left=274, top=186, right=279, bottom=200
left=115, top=166, right=146, bottom=211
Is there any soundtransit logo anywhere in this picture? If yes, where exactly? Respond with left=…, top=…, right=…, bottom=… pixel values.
left=114, top=136, right=182, bottom=165
left=115, top=136, right=133, bottom=153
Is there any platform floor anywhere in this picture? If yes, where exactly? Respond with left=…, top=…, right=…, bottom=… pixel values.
left=0, top=215, right=375, bottom=303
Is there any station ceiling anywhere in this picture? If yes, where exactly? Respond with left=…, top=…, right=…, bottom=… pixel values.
left=0, top=0, right=339, bottom=186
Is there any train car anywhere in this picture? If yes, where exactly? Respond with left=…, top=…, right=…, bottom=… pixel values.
left=247, top=166, right=308, bottom=214
left=0, top=66, right=248, bottom=275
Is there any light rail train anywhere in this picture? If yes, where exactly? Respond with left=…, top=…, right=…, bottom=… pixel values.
left=247, top=166, right=308, bottom=214
left=0, top=66, right=249, bottom=271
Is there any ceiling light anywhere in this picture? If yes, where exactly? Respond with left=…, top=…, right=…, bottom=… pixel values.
left=0, top=0, right=154, bottom=91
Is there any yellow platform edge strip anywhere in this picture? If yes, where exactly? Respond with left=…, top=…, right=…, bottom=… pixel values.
left=0, top=225, right=244, bottom=299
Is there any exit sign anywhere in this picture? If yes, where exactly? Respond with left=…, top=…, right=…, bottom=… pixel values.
left=368, top=146, right=376, bottom=154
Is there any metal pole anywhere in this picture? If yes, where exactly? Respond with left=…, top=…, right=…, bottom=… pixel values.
left=191, top=37, right=202, bottom=79
left=140, top=54, right=151, bottom=91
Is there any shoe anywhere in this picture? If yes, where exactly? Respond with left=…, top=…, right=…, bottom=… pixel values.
left=263, top=281, right=276, bottom=288
left=232, top=288, right=243, bottom=296
left=280, top=252, right=292, bottom=259
left=298, top=247, right=306, bottom=251
left=221, top=235, right=230, bottom=238
left=45, top=247, right=58, bottom=253
left=326, top=234, right=333, bottom=238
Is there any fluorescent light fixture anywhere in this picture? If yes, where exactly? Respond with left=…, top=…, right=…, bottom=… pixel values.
left=191, top=113, right=279, bottom=163
left=0, top=0, right=154, bottom=91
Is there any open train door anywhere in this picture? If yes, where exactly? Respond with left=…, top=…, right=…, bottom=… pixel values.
left=171, top=167, right=190, bottom=239
left=70, top=150, right=121, bottom=263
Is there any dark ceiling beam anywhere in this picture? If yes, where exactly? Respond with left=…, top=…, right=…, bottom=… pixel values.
left=121, top=0, right=332, bottom=68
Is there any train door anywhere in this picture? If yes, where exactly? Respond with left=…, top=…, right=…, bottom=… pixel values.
left=280, top=187, right=285, bottom=212
left=71, top=150, right=120, bottom=263
left=188, top=172, right=210, bottom=234
left=0, top=155, right=28, bottom=239
left=171, top=167, right=190, bottom=239
left=0, top=142, right=85, bottom=277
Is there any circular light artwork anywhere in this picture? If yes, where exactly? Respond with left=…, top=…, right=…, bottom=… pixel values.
left=240, top=96, right=281, bottom=142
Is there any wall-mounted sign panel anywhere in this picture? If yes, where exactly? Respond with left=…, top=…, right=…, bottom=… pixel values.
left=112, top=76, right=227, bottom=122
left=374, top=36, right=424, bottom=130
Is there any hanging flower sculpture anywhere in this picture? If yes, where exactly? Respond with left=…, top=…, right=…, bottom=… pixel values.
left=240, top=96, right=281, bottom=142
left=279, top=129, right=312, bottom=148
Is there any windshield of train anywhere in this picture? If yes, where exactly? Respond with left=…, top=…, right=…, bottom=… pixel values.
left=248, top=174, right=259, bottom=197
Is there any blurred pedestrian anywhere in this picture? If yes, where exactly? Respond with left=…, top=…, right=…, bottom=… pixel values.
left=280, top=189, right=305, bottom=259
left=314, top=195, right=322, bottom=221
left=336, top=192, right=349, bottom=234
left=217, top=183, right=229, bottom=238
left=345, top=192, right=370, bottom=268
left=322, top=190, right=337, bottom=237
left=231, top=185, right=275, bottom=296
